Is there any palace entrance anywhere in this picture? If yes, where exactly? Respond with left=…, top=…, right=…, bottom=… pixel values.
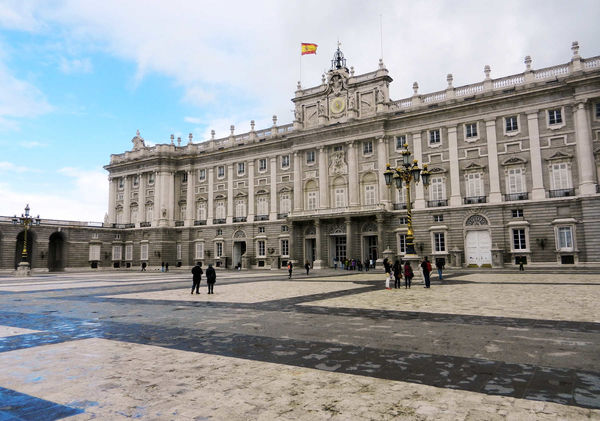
left=232, top=241, right=246, bottom=268
left=465, top=230, right=492, bottom=266
left=48, top=232, right=66, bottom=271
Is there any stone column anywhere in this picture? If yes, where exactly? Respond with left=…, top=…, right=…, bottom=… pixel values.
left=347, top=142, right=359, bottom=206
left=345, top=217, right=353, bottom=259
left=270, top=157, right=278, bottom=219
left=376, top=136, right=389, bottom=208
left=486, top=120, right=502, bottom=203
left=185, top=169, right=195, bottom=226
left=123, top=175, right=131, bottom=224
left=448, top=127, right=462, bottom=207
left=107, top=177, right=116, bottom=225
left=574, top=102, right=597, bottom=195
left=207, top=168, right=214, bottom=224
left=318, top=147, right=328, bottom=209
left=248, top=160, right=255, bottom=221
left=157, top=171, right=169, bottom=227
left=527, top=112, right=546, bottom=200
left=412, top=133, right=425, bottom=209
left=376, top=214, right=385, bottom=259
left=167, top=171, right=175, bottom=226
left=227, top=164, right=234, bottom=224
left=314, top=219, right=323, bottom=269
left=289, top=223, right=297, bottom=263
left=138, top=173, right=146, bottom=226
left=152, top=171, right=160, bottom=227
left=293, top=152, right=303, bottom=211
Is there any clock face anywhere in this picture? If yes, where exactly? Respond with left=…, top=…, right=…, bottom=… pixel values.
left=330, top=97, right=346, bottom=114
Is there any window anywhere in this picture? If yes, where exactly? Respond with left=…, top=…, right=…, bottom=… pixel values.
left=364, top=185, right=376, bottom=205
left=180, top=205, right=186, bottom=221
left=257, top=196, right=269, bottom=215
left=512, top=209, right=524, bottom=218
left=280, top=193, right=291, bottom=213
left=146, top=205, right=153, bottom=222
left=125, top=244, right=133, bottom=261
left=216, top=228, right=223, bottom=236
left=363, top=141, right=373, bottom=155
left=217, top=166, right=225, bottom=178
left=196, top=203, right=206, bottom=220
left=505, top=116, right=518, bottom=132
left=89, top=244, right=101, bottom=261
left=130, top=207, right=138, bottom=223
left=117, top=193, right=124, bottom=201
left=466, top=173, right=484, bottom=197
left=216, top=242, right=223, bottom=258
left=550, top=163, right=572, bottom=190
left=507, top=168, right=525, bottom=194
left=512, top=228, right=527, bottom=250
left=333, top=145, right=343, bottom=152
left=557, top=226, right=573, bottom=250
left=281, top=155, right=290, bottom=168
left=140, top=243, right=148, bottom=260
left=235, top=199, right=246, bottom=218
left=548, top=109, right=562, bottom=125
left=281, top=239, right=289, bottom=257
left=281, top=225, right=289, bottom=232
left=596, top=103, right=600, bottom=119
left=429, top=129, right=441, bottom=145
left=306, top=150, right=315, bottom=164
left=334, top=188, right=347, bottom=207
left=429, top=177, right=446, bottom=200
left=118, top=177, right=124, bottom=189
left=148, top=173, right=155, bottom=185
left=198, top=169, right=206, bottom=181
left=259, top=158, right=267, bottom=171
left=195, top=242, right=204, bottom=260
left=433, top=215, right=443, bottom=222
left=465, top=123, right=478, bottom=139
left=397, top=234, right=406, bottom=254
left=112, top=245, right=122, bottom=261
left=398, top=217, right=408, bottom=225
left=434, top=232, right=446, bottom=252
left=396, top=187, right=407, bottom=205
left=237, top=162, right=245, bottom=175
left=307, top=191, right=317, bottom=210
left=395, top=135, right=406, bottom=150
left=133, top=175, right=139, bottom=187
left=116, top=209, right=123, bottom=223
left=258, top=226, right=265, bottom=233
left=215, top=201, right=226, bottom=219
left=91, top=232, right=99, bottom=240
left=182, top=172, right=188, bottom=183
left=257, top=240, right=266, bottom=257
left=176, top=243, right=182, bottom=260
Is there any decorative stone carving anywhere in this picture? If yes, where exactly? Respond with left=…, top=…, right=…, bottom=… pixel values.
left=362, top=222, right=377, bottom=232
left=465, top=214, right=489, bottom=226
left=305, top=226, right=316, bottom=236
left=328, top=224, right=345, bottom=234
left=233, top=230, right=246, bottom=238
left=329, top=151, right=348, bottom=175
left=131, top=130, right=146, bottom=151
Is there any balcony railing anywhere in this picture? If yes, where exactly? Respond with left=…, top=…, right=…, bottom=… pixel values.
left=277, top=213, right=289, bottom=219
left=175, top=220, right=184, bottom=226
left=140, top=222, right=151, bottom=227
left=549, top=188, right=575, bottom=198
left=194, top=219, right=207, bottom=226
left=255, top=215, right=269, bottom=221
left=112, top=223, right=135, bottom=228
left=504, top=193, right=529, bottom=201
left=213, top=218, right=226, bottom=224
left=464, top=196, right=487, bottom=204
left=427, top=199, right=448, bottom=208
left=393, top=203, right=407, bottom=210
left=233, top=216, right=247, bottom=223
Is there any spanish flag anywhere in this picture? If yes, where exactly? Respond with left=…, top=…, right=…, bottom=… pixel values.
left=301, top=43, right=318, bottom=55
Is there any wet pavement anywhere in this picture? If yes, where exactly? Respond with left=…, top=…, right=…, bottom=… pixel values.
left=0, top=269, right=599, bottom=419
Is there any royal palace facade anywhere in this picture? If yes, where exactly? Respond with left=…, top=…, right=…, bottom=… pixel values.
left=1, top=42, right=600, bottom=272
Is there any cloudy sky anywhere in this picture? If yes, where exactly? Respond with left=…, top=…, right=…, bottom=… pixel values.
left=0, top=0, right=599, bottom=221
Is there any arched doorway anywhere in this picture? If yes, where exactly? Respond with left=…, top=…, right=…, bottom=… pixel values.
left=15, top=231, right=35, bottom=269
left=48, top=232, right=66, bottom=271
left=464, top=214, right=492, bottom=267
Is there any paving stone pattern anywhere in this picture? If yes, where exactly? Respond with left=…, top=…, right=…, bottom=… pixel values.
left=0, top=269, right=599, bottom=420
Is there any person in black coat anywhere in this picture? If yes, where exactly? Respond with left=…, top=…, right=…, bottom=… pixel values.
left=305, top=261, right=310, bottom=275
left=206, top=263, right=216, bottom=294
left=421, top=256, right=432, bottom=288
left=392, top=259, right=402, bottom=289
left=191, top=262, right=203, bottom=294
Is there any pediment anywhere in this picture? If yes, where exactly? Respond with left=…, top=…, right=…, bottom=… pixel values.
left=501, top=156, right=527, bottom=166
left=278, top=186, right=293, bottom=193
left=463, top=162, right=486, bottom=172
left=429, top=167, right=447, bottom=174
left=545, top=151, right=572, bottom=161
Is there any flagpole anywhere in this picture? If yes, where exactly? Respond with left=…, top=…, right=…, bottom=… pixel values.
left=299, top=45, right=302, bottom=88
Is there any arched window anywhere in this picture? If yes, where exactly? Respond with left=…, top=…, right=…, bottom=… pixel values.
left=305, top=180, right=318, bottom=210
left=257, top=196, right=269, bottom=215
left=331, top=177, right=347, bottom=208
left=196, top=202, right=206, bottom=220
left=280, top=193, right=291, bottom=214
left=215, top=201, right=226, bottom=219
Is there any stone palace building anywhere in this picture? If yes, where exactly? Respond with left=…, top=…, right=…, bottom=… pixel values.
left=1, top=42, right=600, bottom=272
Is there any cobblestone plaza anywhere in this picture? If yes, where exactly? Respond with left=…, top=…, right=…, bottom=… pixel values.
left=0, top=269, right=599, bottom=419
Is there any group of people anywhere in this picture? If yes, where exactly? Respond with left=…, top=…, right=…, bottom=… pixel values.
left=383, top=256, right=445, bottom=290
left=286, top=261, right=313, bottom=279
left=190, top=262, right=217, bottom=294
left=333, top=257, right=375, bottom=271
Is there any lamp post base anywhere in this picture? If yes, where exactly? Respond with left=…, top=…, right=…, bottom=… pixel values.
left=402, top=254, right=423, bottom=285
left=15, top=262, right=31, bottom=277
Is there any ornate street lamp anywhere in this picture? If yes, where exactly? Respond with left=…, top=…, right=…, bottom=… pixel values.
left=12, top=204, right=41, bottom=276
left=384, top=144, right=431, bottom=255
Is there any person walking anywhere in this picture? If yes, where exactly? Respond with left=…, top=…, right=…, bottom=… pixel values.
left=305, top=261, right=310, bottom=275
left=161, top=262, right=165, bottom=272
left=435, top=258, right=445, bottom=281
left=518, top=256, right=525, bottom=271
left=364, top=258, right=369, bottom=272
left=421, top=256, right=432, bottom=288
left=191, top=262, right=203, bottom=294
left=333, top=258, right=338, bottom=270
left=404, top=261, right=413, bottom=289
left=287, top=261, right=293, bottom=279
left=383, top=258, right=392, bottom=290
left=141, top=262, right=147, bottom=272
left=165, top=262, right=169, bottom=272
left=393, top=259, right=402, bottom=289
left=205, top=263, right=216, bottom=294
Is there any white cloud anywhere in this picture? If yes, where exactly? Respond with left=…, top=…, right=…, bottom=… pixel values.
left=0, top=161, right=36, bottom=173
left=184, top=116, right=202, bottom=125
left=59, top=56, right=92, bottom=74
left=19, top=140, right=47, bottom=149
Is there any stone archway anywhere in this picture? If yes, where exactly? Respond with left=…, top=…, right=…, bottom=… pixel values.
left=48, top=232, right=66, bottom=271
left=15, top=231, right=36, bottom=269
